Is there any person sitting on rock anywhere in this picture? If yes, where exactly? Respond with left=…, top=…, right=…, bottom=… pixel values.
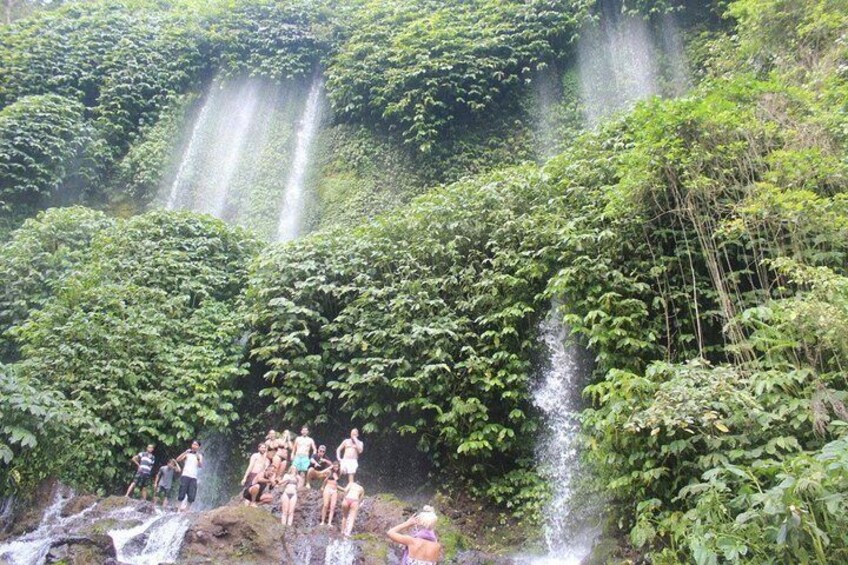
left=154, top=458, right=181, bottom=509
left=387, top=506, right=442, bottom=565
left=126, top=444, right=155, bottom=501
left=336, top=428, right=364, bottom=485
left=241, top=442, right=268, bottom=489
left=340, top=479, right=365, bottom=537
left=279, top=464, right=299, bottom=526
left=320, top=461, right=342, bottom=527
left=305, top=444, right=333, bottom=489
left=243, top=463, right=276, bottom=507
left=292, top=426, right=316, bottom=485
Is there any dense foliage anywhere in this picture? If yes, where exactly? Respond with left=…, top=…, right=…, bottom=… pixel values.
left=325, top=0, right=589, bottom=152
left=0, top=209, right=259, bottom=490
left=1, top=0, right=847, bottom=562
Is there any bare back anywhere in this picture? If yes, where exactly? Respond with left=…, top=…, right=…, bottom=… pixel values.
left=409, top=538, right=441, bottom=562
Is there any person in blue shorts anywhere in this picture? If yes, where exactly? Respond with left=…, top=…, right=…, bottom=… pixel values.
left=291, top=425, right=316, bottom=485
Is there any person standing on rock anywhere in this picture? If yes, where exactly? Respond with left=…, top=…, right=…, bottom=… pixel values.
left=320, top=461, right=342, bottom=527
left=387, top=506, right=442, bottom=565
left=125, top=444, right=156, bottom=501
left=292, top=426, right=316, bottom=485
left=176, top=440, right=203, bottom=512
left=279, top=464, right=300, bottom=526
left=336, top=428, right=364, bottom=485
left=154, top=458, right=181, bottom=509
left=340, top=479, right=365, bottom=537
left=271, top=430, right=292, bottom=480
left=241, top=442, right=268, bottom=489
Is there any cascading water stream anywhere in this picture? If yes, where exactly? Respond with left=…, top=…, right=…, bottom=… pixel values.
left=577, top=1, right=690, bottom=126
left=109, top=510, right=191, bottom=565
left=0, top=486, right=93, bottom=565
left=324, top=539, right=357, bottom=564
left=197, top=81, right=262, bottom=218
left=166, top=86, right=218, bottom=210
left=523, top=307, right=598, bottom=564
left=276, top=76, right=323, bottom=242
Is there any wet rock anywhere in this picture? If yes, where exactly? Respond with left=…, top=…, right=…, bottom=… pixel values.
left=61, top=495, right=99, bottom=517
left=180, top=505, right=285, bottom=564
left=45, top=534, right=115, bottom=564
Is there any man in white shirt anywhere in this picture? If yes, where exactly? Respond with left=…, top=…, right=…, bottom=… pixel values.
left=176, top=440, right=203, bottom=512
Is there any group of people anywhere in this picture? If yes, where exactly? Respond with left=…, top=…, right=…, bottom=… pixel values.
left=124, top=426, right=443, bottom=562
left=125, top=439, right=203, bottom=511
left=240, top=426, right=365, bottom=536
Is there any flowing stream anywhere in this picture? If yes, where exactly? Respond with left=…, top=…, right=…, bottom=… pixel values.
left=0, top=487, right=92, bottom=565
left=522, top=307, right=598, bottom=564
left=109, top=509, right=191, bottom=565
left=324, top=539, right=357, bottom=564
left=276, top=76, right=323, bottom=242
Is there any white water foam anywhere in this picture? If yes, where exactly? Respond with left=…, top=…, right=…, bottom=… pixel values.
left=0, top=486, right=95, bottom=565
left=520, top=307, right=598, bottom=564
left=324, top=538, right=357, bottom=565
left=109, top=511, right=191, bottom=565
left=276, top=76, right=323, bottom=242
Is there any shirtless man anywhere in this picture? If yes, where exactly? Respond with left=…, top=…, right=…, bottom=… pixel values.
left=336, top=428, right=364, bottom=485
left=241, top=442, right=268, bottom=488
left=292, top=426, right=316, bottom=484
left=305, top=445, right=333, bottom=488
left=340, top=479, right=365, bottom=537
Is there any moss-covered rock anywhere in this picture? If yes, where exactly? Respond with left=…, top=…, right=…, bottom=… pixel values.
left=180, top=505, right=285, bottom=564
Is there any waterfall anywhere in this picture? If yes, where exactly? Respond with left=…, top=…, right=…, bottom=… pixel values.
left=324, top=539, right=357, bottom=565
left=276, top=76, right=323, bottom=242
left=161, top=76, right=322, bottom=240
left=522, top=307, right=598, bottom=564
left=109, top=511, right=191, bottom=565
left=165, top=87, right=218, bottom=210
left=0, top=486, right=94, bottom=565
left=577, top=2, right=691, bottom=126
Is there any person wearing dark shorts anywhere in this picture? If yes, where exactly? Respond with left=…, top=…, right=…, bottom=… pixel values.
left=154, top=459, right=181, bottom=509
left=126, top=444, right=156, bottom=501
left=176, top=440, right=203, bottom=512
left=242, top=465, right=276, bottom=507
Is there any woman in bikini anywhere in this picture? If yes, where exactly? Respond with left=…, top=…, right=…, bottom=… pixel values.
left=272, top=430, right=291, bottom=479
left=279, top=464, right=299, bottom=526
left=320, top=461, right=341, bottom=527
left=340, top=479, right=365, bottom=537
left=387, top=506, right=442, bottom=564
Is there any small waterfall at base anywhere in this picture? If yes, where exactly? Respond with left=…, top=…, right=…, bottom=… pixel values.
left=0, top=486, right=94, bottom=565
left=276, top=76, right=323, bottom=242
left=324, top=539, right=357, bottom=565
left=522, top=307, right=599, bottom=564
left=109, top=510, right=191, bottom=565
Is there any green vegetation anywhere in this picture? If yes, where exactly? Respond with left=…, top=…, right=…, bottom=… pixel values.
left=0, top=0, right=847, bottom=562
left=1, top=209, right=259, bottom=490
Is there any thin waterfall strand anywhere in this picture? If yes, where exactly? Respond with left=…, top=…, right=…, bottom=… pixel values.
left=276, top=77, right=323, bottom=242
left=526, top=308, right=597, bottom=563
left=166, top=86, right=218, bottom=210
